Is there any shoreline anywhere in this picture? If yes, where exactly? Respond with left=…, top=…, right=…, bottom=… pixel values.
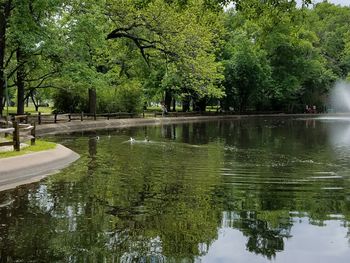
left=35, top=113, right=327, bottom=136
left=0, top=144, right=80, bottom=192
left=0, top=113, right=336, bottom=192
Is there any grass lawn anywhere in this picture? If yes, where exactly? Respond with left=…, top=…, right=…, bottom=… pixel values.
left=0, top=140, right=57, bottom=159
left=3, top=106, right=52, bottom=115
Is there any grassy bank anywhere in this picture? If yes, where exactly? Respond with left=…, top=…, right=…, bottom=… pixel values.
left=3, top=106, right=52, bottom=115
left=0, top=140, right=57, bottom=159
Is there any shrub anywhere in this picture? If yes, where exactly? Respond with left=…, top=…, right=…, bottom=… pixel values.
left=52, top=88, right=87, bottom=113
left=53, top=81, right=144, bottom=114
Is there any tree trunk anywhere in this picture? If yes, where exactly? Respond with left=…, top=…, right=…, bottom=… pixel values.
left=88, top=88, right=97, bottom=114
left=193, top=97, right=207, bottom=112
left=31, top=94, right=39, bottom=112
left=164, top=90, right=172, bottom=112
left=172, top=97, right=176, bottom=112
left=0, top=1, right=12, bottom=116
left=182, top=96, right=191, bottom=112
left=16, top=48, right=25, bottom=115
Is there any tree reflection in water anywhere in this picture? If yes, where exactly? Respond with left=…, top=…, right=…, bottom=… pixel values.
left=0, top=118, right=350, bottom=262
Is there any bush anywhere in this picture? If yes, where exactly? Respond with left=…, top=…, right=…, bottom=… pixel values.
left=53, top=81, right=144, bottom=114
left=52, top=88, right=87, bottom=113
left=98, top=80, right=143, bottom=113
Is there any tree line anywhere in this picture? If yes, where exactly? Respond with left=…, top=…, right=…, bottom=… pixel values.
left=0, top=0, right=349, bottom=116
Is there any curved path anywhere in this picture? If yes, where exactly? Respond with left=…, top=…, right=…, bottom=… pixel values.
left=0, top=144, right=79, bottom=191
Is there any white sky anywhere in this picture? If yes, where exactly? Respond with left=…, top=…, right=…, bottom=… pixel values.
left=299, top=0, right=349, bottom=6
left=225, top=1, right=349, bottom=11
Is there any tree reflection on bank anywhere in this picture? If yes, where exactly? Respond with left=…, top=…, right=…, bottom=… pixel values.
left=0, top=118, right=350, bottom=262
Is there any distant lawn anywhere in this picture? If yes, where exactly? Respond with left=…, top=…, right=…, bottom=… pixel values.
left=0, top=140, right=57, bottom=159
left=3, top=106, right=52, bottom=115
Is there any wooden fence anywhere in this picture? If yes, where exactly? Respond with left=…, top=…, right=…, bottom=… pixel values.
left=7, top=112, right=137, bottom=125
left=5, top=109, right=249, bottom=126
left=8, top=110, right=227, bottom=125
left=0, top=121, right=36, bottom=151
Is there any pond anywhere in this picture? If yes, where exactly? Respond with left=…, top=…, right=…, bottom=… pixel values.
left=1, top=117, right=350, bottom=262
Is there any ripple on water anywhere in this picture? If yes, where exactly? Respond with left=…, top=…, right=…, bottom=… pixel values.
left=309, top=175, right=343, bottom=180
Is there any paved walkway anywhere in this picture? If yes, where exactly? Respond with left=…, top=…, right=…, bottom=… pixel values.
left=0, top=144, right=79, bottom=191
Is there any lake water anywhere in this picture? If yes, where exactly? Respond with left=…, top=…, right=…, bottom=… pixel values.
left=1, top=117, right=350, bottom=262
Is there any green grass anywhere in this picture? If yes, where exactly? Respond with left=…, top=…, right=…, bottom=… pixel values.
left=3, top=106, right=52, bottom=115
left=0, top=140, right=57, bottom=159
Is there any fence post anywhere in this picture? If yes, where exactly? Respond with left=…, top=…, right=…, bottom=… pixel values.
left=38, top=112, right=42, bottom=125
left=13, top=121, right=20, bottom=151
left=54, top=113, right=57, bottom=123
left=4, top=116, right=9, bottom=138
left=31, top=122, right=36, bottom=146
left=68, top=114, right=72, bottom=122
left=81, top=112, right=84, bottom=121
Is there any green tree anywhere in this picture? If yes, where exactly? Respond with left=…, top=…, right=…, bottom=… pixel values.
left=0, top=0, right=63, bottom=115
left=222, top=0, right=336, bottom=112
left=309, top=2, right=350, bottom=78
left=222, top=31, right=272, bottom=111
left=106, top=0, right=224, bottom=111
left=0, top=0, right=13, bottom=116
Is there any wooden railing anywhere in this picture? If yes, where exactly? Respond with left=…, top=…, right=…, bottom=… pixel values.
left=3, top=108, right=273, bottom=127
left=9, top=112, right=138, bottom=125
left=0, top=121, right=36, bottom=151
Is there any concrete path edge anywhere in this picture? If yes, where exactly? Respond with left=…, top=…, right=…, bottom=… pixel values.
left=0, top=144, right=80, bottom=191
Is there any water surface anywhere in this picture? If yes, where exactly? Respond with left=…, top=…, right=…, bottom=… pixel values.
left=0, top=117, right=350, bottom=262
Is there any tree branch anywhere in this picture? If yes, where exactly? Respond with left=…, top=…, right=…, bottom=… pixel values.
left=7, top=60, right=26, bottom=79
left=25, top=71, right=57, bottom=83
left=4, top=48, right=15, bottom=68
left=107, top=31, right=178, bottom=65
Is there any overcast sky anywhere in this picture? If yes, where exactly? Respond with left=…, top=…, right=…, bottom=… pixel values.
left=301, top=0, right=349, bottom=6
left=226, top=1, right=349, bottom=11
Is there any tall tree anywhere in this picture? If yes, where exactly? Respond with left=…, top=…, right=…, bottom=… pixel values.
left=223, top=32, right=272, bottom=111
left=106, top=0, right=224, bottom=111
left=0, top=0, right=12, bottom=116
left=222, top=0, right=335, bottom=112
left=0, top=0, right=63, bottom=115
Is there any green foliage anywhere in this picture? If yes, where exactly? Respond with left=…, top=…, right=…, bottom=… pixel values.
left=1, top=0, right=350, bottom=115
left=98, top=80, right=144, bottom=113
left=221, top=0, right=344, bottom=112
left=106, top=0, right=225, bottom=105
left=52, top=88, right=87, bottom=113
left=4, top=0, right=65, bottom=98
left=223, top=32, right=272, bottom=111
left=53, top=81, right=144, bottom=113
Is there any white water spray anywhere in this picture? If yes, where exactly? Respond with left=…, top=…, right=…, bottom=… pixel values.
left=330, top=81, right=350, bottom=112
